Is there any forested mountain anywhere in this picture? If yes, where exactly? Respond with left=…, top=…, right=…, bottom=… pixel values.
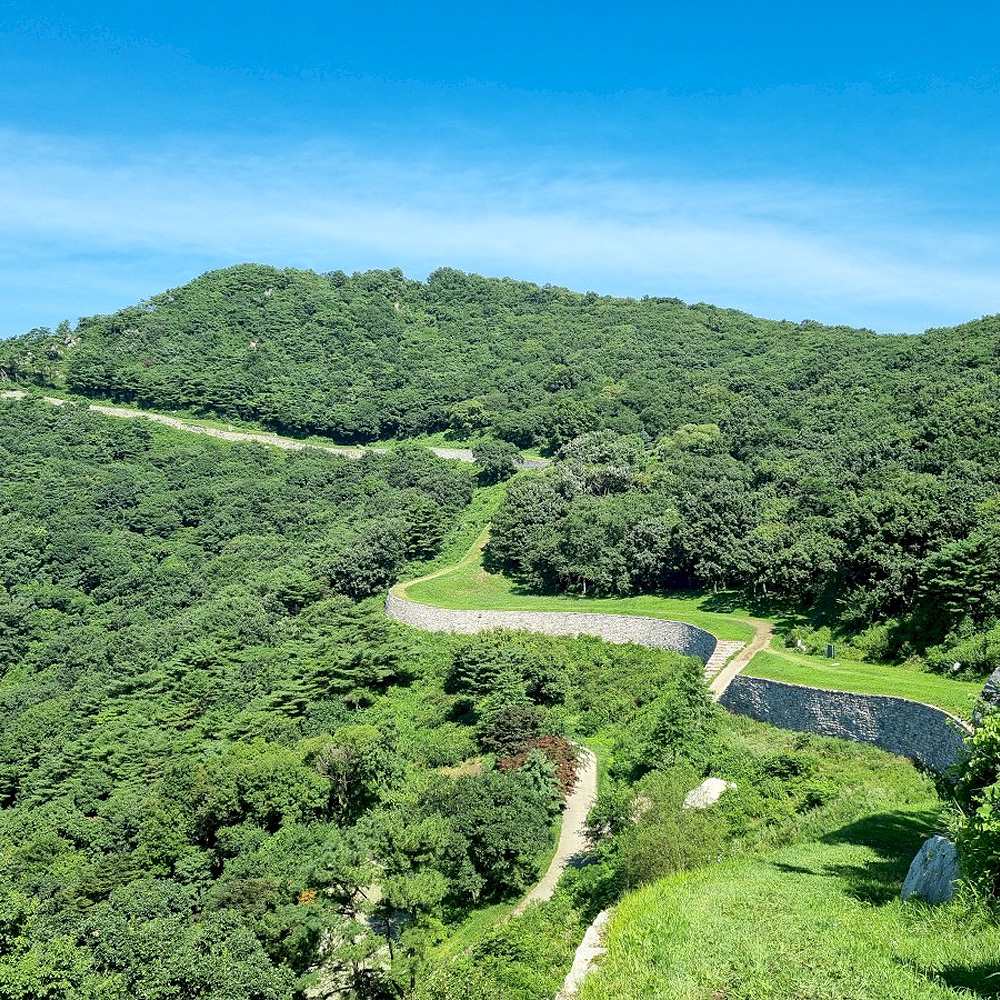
left=4, top=263, right=999, bottom=665
left=0, top=399, right=717, bottom=997
left=4, top=267, right=1000, bottom=997
left=0, top=262, right=918, bottom=446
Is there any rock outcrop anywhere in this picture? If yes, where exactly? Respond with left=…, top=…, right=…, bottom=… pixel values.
left=683, top=777, right=736, bottom=810
left=557, top=909, right=612, bottom=998
left=974, top=667, right=1000, bottom=726
left=900, top=835, right=958, bottom=904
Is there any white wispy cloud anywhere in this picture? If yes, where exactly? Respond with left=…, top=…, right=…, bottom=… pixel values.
left=1, top=127, right=998, bottom=335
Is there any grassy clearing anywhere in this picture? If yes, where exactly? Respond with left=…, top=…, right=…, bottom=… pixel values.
left=582, top=718, right=1000, bottom=999
left=745, top=644, right=981, bottom=720
left=399, top=534, right=757, bottom=643
left=581, top=829, right=1000, bottom=1000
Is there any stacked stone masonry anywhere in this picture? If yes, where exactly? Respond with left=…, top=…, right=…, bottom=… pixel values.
left=720, top=674, right=970, bottom=775
left=385, top=592, right=719, bottom=664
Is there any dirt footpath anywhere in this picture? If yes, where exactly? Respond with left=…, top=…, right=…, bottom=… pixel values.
left=708, top=620, right=774, bottom=699
left=514, top=747, right=598, bottom=915
left=1, top=391, right=550, bottom=467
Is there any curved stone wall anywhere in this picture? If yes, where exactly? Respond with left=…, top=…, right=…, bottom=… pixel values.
left=719, top=674, right=970, bottom=775
left=385, top=592, right=719, bottom=664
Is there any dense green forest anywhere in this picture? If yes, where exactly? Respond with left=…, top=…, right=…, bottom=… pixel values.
left=5, top=265, right=1000, bottom=997
left=0, top=400, right=717, bottom=998
left=5, top=262, right=997, bottom=666
left=485, top=424, right=1000, bottom=670
left=0, top=262, right=949, bottom=449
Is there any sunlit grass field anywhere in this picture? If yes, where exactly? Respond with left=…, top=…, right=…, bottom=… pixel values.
left=580, top=721, right=998, bottom=1000
left=745, top=645, right=981, bottom=721
left=399, top=529, right=757, bottom=644
left=580, top=827, right=1000, bottom=1000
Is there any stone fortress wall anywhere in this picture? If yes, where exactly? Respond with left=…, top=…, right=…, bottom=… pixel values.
left=385, top=592, right=720, bottom=663
left=387, top=593, right=975, bottom=777
left=719, top=674, right=971, bottom=775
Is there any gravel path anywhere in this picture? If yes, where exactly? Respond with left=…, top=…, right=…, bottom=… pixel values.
left=514, top=746, right=598, bottom=915
left=0, top=390, right=549, bottom=469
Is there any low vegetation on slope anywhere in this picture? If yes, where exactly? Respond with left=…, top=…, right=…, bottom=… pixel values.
left=583, top=705, right=1000, bottom=998
left=582, top=833, right=1000, bottom=1000
left=574, top=715, right=1000, bottom=1000
left=418, top=712, right=1000, bottom=1000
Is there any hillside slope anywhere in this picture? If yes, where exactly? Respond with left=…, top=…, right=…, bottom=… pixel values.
left=5, top=264, right=1000, bottom=661
left=0, top=263, right=892, bottom=447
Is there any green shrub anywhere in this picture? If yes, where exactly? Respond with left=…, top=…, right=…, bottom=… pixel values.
left=449, top=630, right=569, bottom=705
left=927, top=623, right=1000, bottom=679
left=953, top=712, right=1000, bottom=894
left=851, top=620, right=898, bottom=661
left=610, top=769, right=727, bottom=890
left=474, top=673, right=548, bottom=756
left=416, top=896, right=584, bottom=1000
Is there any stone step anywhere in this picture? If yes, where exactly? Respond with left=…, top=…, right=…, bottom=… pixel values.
left=703, top=640, right=745, bottom=679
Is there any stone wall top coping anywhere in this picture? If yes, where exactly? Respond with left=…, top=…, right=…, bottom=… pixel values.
left=388, top=591, right=722, bottom=633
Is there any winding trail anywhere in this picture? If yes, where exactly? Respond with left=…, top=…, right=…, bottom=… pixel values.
left=0, top=390, right=549, bottom=468
left=514, top=747, right=598, bottom=915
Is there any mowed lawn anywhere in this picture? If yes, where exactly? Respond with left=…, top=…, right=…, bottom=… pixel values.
left=745, top=646, right=982, bottom=720
left=581, top=794, right=1000, bottom=1000
left=399, top=534, right=757, bottom=644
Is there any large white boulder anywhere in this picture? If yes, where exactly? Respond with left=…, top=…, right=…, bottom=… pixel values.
left=900, top=835, right=958, bottom=904
left=975, top=666, right=1000, bottom=726
left=683, top=777, right=736, bottom=810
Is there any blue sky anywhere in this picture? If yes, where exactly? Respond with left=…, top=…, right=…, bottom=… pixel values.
left=3, top=1, right=1000, bottom=336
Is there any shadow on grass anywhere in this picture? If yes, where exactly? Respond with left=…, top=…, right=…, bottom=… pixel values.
left=699, top=591, right=805, bottom=632
left=475, top=559, right=808, bottom=623
left=767, top=810, right=940, bottom=904
left=817, top=808, right=940, bottom=904
left=771, top=861, right=824, bottom=877
left=935, top=963, right=1000, bottom=997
